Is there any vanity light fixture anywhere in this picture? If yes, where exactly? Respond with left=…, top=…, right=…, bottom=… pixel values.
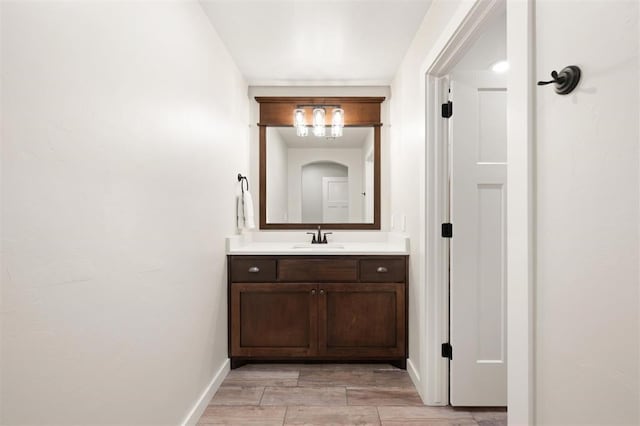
left=293, top=105, right=345, bottom=138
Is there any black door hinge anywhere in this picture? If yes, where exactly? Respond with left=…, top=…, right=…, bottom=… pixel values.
left=441, top=101, right=453, bottom=118
left=442, top=342, right=453, bottom=360
left=442, top=223, right=453, bottom=238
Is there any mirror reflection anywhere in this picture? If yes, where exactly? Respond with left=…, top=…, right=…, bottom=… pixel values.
left=266, top=127, right=375, bottom=224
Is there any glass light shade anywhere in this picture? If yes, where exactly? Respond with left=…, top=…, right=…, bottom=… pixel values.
left=296, top=125, right=308, bottom=137
left=293, top=108, right=306, bottom=127
left=313, top=125, right=325, bottom=137
left=312, top=108, right=325, bottom=137
left=331, top=108, right=344, bottom=126
left=313, top=108, right=325, bottom=127
left=331, top=108, right=344, bottom=138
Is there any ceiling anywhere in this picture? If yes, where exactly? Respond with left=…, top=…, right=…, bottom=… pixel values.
left=200, top=0, right=433, bottom=85
left=274, top=127, right=371, bottom=148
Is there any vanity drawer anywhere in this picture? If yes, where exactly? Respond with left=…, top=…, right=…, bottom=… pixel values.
left=360, top=258, right=406, bottom=282
left=279, top=259, right=358, bottom=282
left=231, top=258, right=277, bottom=282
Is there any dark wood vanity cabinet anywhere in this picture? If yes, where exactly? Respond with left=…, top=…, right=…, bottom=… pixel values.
left=230, top=283, right=318, bottom=357
left=228, top=255, right=408, bottom=368
left=319, top=282, right=405, bottom=358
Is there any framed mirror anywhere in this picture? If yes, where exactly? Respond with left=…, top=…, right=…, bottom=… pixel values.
left=257, top=97, right=384, bottom=230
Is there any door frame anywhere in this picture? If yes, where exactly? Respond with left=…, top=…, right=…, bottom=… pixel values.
left=421, top=0, right=534, bottom=423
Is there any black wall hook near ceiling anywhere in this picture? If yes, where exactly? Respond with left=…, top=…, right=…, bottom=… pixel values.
left=537, top=65, right=581, bottom=95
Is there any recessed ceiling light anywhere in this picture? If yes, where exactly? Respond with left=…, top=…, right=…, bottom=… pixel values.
left=492, top=60, right=509, bottom=73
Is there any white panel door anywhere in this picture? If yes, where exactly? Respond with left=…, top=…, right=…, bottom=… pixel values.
left=322, top=177, right=349, bottom=223
left=450, top=71, right=507, bottom=406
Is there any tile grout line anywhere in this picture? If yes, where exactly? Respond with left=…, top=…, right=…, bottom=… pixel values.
left=285, top=366, right=298, bottom=426
left=208, top=370, right=444, bottom=426
left=258, top=386, right=267, bottom=406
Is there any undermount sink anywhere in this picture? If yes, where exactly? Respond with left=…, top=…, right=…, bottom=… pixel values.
left=291, top=243, right=345, bottom=250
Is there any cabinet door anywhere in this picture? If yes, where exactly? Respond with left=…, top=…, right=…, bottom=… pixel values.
left=230, top=283, right=318, bottom=357
left=318, top=283, right=405, bottom=358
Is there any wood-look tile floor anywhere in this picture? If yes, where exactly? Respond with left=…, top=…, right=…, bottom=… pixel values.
left=197, top=364, right=507, bottom=425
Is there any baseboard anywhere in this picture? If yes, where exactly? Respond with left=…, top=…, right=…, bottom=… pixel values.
left=181, top=358, right=230, bottom=426
left=406, top=358, right=425, bottom=403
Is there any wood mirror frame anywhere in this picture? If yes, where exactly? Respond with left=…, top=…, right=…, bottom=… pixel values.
left=256, top=96, right=384, bottom=230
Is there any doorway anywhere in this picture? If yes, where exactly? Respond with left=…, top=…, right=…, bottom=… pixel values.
left=421, top=0, right=533, bottom=421
left=446, top=9, right=507, bottom=407
left=301, top=161, right=349, bottom=223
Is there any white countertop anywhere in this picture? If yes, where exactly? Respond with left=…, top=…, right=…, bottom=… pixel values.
left=226, top=232, right=410, bottom=255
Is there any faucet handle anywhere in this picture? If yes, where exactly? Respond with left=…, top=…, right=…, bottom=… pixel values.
left=322, top=232, right=332, bottom=244
left=306, top=232, right=317, bottom=244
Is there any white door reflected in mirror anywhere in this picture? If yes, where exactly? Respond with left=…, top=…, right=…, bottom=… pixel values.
left=266, top=127, right=374, bottom=224
left=322, top=176, right=349, bottom=223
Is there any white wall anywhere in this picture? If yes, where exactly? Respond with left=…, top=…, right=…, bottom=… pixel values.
left=287, top=148, right=364, bottom=223
left=534, top=1, right=639, bottom=424
left=0, top=2, right=248, bottom=424
left=266, top=128, right=288, bottom=222
left=389, top=0, right=475, bottom=402
left=362, top=128, right=375, bottom=222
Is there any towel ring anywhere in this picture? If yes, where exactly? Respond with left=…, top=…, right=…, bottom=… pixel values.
left=237, top=173, right=249, bottom=193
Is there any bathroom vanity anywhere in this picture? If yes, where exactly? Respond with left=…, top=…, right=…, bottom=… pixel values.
left=227, top=253, right=408, bottom=369
left=228, top=97, right=408, bottom=368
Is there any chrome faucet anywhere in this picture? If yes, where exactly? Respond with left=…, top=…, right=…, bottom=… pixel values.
left=307, top=226, right=332, bottom=244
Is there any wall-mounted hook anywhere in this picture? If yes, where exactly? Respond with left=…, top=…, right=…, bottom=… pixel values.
left=537, top=65, right=581, bottom=95
left=537, top=70, right=561, bottom=86
left=237, top=173, right=249, bottom=193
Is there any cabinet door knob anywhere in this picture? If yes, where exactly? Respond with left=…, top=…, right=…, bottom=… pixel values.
left=311, top=289, right=316, bottom=295
left=248, top=266, right=260, bottom=273
left=376, top=266, right=388, bottom=273
left=319, top=289, right=325, bottom=295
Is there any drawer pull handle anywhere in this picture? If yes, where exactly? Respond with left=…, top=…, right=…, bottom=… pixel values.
left=248, top=266, right=260, bottom=273
left=376, top=266, right=388, bottom=273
